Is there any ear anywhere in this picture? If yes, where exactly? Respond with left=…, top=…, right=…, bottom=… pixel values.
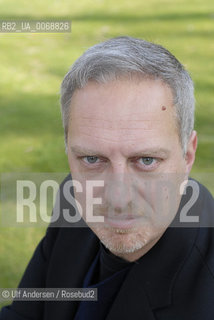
left=185, top=130, right=197, bottom=176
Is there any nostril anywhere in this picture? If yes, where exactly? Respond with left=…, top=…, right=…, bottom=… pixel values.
left=114, top=206, right=123, bottom=214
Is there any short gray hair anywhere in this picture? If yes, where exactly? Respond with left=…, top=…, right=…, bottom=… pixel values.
left=60, top=36, right=195, bottom=154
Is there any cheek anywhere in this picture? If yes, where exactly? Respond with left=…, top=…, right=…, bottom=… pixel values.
left=136, top=177, right=181, bottom=226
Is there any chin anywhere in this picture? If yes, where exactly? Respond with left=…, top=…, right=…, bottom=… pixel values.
left=89, top=223, right=154, bottom=255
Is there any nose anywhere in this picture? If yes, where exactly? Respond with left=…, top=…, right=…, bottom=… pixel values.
left=104, top=172, right=132, bottom=213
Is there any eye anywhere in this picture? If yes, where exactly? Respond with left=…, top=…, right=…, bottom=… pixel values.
left=83, top=156, right=99, bottom=164
left=139, top=157, right=155, bottom=166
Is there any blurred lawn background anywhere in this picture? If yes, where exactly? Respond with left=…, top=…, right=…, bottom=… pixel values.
left=0, top=0, right=214, bottom=308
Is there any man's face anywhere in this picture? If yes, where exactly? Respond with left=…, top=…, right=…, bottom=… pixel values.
left=67, top=78, right=196, bottom=261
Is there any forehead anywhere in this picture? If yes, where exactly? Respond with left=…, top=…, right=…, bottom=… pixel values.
left=68, top=79, right=179, bottom=152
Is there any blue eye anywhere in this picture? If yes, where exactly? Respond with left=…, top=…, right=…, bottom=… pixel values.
left=85, top=156, right=99, bottom=164
left=139, top=157, right=154, bottom=165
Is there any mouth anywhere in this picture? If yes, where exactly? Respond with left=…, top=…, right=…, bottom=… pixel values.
left=104, top=215, right=142, bottom=229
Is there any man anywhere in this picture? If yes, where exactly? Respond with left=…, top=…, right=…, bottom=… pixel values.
left=1, top=36, right=214, bottom=319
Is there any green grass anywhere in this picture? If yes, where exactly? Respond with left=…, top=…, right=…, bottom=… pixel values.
left=0, top=0, right=214, bottom=308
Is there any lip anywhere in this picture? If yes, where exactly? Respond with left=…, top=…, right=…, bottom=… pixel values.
left=104, top=216, right=142, bottom=229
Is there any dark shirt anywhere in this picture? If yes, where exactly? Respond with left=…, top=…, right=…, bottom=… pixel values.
left=94, top=242, right=135, bottom=283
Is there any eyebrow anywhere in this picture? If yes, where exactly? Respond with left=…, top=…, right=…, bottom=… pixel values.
left=70, top=145, right=170, bottom=158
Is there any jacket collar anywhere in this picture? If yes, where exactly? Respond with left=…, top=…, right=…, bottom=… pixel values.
left=132, top=226, right=198, bottom=310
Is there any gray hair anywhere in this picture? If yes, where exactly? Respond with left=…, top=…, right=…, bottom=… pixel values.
left=60, top=36, right=195, bottom=154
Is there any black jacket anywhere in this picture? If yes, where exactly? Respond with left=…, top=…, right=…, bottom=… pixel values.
left=1, top=175, right=214, bottom=320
